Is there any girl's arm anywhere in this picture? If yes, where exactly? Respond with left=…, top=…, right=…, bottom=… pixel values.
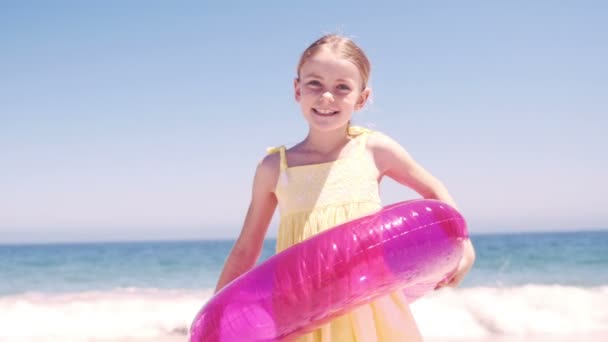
left=369, top=133, right=475, bottom=288
left=214, top=155, right=279, bottom=293
left=370, top=133, right=456, bottom=208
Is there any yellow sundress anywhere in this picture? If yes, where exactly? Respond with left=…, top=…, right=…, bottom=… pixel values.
left=267, top=130, right=420, bottom=342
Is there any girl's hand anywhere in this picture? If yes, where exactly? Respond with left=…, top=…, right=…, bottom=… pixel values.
left=435, top=239, right=475, bottom=289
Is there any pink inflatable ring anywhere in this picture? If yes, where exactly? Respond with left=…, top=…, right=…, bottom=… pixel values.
left=190, top=199, right=468, bottom=341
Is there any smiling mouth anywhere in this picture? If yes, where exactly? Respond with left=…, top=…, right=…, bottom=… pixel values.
left=313, top=108, right=339, bottom=116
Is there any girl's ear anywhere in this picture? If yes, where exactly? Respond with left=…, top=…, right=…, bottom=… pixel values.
left=294, top=78, right=301, bottom=102
left=355, top=87, right=371, bottom=111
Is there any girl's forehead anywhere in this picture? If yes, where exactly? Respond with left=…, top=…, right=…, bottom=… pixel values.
left=300, top=51, right=361, bottom=79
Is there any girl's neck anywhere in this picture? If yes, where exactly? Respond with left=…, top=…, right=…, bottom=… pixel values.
left=303, top=126, right=351, bottom=155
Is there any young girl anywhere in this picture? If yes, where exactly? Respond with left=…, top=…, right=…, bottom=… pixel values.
left=214, top=34, right=476, bottom=341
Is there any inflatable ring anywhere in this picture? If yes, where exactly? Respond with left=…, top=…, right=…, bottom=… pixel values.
left=189, top=199, right=468, bottom=341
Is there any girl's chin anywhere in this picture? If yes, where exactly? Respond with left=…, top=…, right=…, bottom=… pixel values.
left=307, top=122, right=351, bottom=133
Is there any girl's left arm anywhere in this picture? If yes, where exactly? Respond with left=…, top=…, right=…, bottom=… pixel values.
left=369, top=133, right=475, bottom=288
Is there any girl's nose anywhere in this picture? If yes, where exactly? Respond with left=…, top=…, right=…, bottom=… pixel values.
left=321, top=91, right=334, bottom=101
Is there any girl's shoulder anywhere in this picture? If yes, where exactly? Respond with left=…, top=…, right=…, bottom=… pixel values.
left=363, top=129, right=399, bottom=152
left=362, top=130, right=412, bottom=172
left=249, top=147, right=282, bottom=191
left=262, top=146, right=284, bottom=170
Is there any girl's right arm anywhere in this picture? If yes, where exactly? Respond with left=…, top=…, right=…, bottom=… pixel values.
left=214, top=155, right=279, bottom=293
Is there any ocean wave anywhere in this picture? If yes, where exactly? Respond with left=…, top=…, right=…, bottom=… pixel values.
left=0, top=285, right=606, bottom=341
left=412, top=284, right=608, bottom=338
left=0, top=288, right=206, bottom=342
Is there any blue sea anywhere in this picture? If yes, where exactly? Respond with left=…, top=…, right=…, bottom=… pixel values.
left=1, top=231, right=607, bottom=342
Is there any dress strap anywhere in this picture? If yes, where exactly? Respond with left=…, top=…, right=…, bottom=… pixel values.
left=357, top=129, right=372, bottom=155
left=266, top=145, right=288, bottom=171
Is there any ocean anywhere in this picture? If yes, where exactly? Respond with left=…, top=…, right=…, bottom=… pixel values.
left=1, top=230, right=607, bottom=341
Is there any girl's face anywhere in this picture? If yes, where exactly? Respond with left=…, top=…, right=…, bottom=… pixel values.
left=295, top=48, right=369, bottom=133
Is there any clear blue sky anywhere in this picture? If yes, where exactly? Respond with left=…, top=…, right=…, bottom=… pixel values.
left=1, top=1, right=606, bottom=243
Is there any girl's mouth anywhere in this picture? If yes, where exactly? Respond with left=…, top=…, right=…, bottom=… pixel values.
left=313, top=108, right=339, bottom=116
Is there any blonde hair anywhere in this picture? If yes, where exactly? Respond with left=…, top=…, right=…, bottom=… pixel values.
left=297, top=34, right=371, bottom=91
left=297, top=34, right=372, bottom=136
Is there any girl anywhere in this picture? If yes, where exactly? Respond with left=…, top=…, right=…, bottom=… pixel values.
left=214, top=34, right=476, bottom=341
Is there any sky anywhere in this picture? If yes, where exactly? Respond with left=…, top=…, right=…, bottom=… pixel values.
left=1, top=1, right=607, bottom=243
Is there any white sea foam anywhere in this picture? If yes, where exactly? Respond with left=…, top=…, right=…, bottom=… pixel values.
left=412, top=284, right=608, bottom=339
left=0, top=285, right=607, bottom=341
left=0, top=288, right=208, bottom=342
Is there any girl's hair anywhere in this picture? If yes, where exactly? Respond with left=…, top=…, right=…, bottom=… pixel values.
left=297, top=34, right=371, bottom=91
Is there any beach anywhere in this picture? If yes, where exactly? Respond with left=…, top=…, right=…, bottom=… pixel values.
left=1, top=231, right=607, bottom=341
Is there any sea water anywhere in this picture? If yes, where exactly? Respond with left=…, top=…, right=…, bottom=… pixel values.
left=1, top=230, right=607, bottom=341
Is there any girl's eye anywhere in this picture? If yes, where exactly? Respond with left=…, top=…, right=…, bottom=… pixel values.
left=307, top=80, right=322, bottom=87
left=337, top=84, right=351, bottom=91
